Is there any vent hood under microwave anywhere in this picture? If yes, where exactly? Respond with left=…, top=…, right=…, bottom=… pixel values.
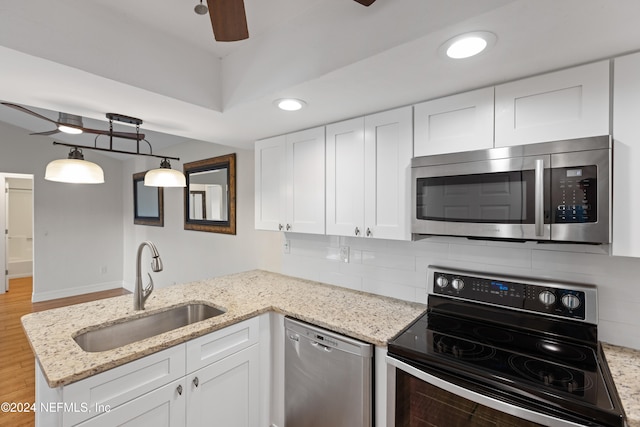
left=411, top=136, right=612, bottom=244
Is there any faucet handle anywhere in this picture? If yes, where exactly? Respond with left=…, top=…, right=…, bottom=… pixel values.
left=143, top=273, right=155, bottom=301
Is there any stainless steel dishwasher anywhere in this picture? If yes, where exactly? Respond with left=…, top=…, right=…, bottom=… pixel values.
left=284, top=317, right=373, bottom=427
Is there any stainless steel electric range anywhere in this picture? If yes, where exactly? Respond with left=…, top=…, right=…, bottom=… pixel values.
left=387, top=266, right=626, bottom=427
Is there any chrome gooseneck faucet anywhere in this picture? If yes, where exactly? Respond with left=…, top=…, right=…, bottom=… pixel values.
left=135, top=241, right=163, bottom=310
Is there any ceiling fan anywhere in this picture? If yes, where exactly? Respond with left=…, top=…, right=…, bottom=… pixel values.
left=194, top=0, right=377, bottom=42
left=1, top=102, right=144, bottom=141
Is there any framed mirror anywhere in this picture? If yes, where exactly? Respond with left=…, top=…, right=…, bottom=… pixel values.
left=133, top=172, right=164, bottom=226
left=184, top=153, right=236, bottom=234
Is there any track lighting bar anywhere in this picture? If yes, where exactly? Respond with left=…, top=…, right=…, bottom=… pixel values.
left=52, top=141, right=180, bottom=161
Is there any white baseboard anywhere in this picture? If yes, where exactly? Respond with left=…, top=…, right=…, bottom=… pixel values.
left=31, top=280, right=124, bottom=303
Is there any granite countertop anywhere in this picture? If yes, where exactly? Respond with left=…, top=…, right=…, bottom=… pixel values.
left=602, top=343, right=640, bottom=427
left=21, top=270, right=426, bottom=388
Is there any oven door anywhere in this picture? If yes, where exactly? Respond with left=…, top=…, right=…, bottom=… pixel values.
left=386, top=356, right=589, bottom=427
left=411, top=155, right=551, bottom=241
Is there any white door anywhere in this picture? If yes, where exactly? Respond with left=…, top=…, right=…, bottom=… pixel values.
left=1, top=176, right=6, bottom=293
left=364, top=106, right=413, bottom=241
left=326, top=117, right=365, bottom=237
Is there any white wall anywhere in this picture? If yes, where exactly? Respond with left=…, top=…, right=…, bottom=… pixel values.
left=0, top=121, right=124, bottom=301
left=275, top=233, right=640, bottom=350
left=122, top=140, right=281, bottom=291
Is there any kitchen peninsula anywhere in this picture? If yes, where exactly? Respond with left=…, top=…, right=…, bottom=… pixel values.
left=21, top=270, right=640, bottom=427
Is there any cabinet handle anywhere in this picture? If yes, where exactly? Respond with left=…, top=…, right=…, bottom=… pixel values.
left=176, top=384, right=183, bottom=395
left=286, top=224, right=291, bottom=231
left=278, top=224, right=283, bottom=231
left=193, top=377, right=199, bottom=388
left=366, top=228, right=372, bottom=237
left=534, top=159, right=544, bottom=237
left=355, top=227, right=360, bottom=236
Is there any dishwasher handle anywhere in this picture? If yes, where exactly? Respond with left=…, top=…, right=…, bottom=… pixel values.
left=311, top=341, right=332, bottom=352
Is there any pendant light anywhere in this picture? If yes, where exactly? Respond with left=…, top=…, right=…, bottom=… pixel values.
left=45, top=147, right=105, bottom=184
left=144, top=158, right=186, bottom=187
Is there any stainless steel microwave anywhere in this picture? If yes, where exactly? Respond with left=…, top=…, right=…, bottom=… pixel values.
left=411, top=136, right=612, bottom=243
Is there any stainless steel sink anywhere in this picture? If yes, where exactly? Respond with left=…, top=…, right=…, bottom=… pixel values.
left=74, top=303, right=226, bottom=352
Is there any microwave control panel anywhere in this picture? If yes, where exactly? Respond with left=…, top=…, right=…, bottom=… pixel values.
left=551, top=165, right=597, bottom=224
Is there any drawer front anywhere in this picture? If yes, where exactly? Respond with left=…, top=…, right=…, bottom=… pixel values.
left=63, top=344, right=186, bottom=426
left=186, top=317, right=259, bottom=373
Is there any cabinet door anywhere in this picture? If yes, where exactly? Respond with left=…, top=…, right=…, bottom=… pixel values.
left=326, top=117, right=366, bottom=237
left=414, top=87, right=494, bottom=156
left=63, top=344, right=186, bottom=426
left=285, top=126, right=326, bottom=234
left=255, top=135, right=286, bottom=231
left=612, top=52, right=640, bottom=257
left=364, top=106, right=413, bottom=241
left=187, top=344, right=260, bottom=427
left=495, top=60, right=610, bottom=147
left=77, top=378, right=186, bottom=427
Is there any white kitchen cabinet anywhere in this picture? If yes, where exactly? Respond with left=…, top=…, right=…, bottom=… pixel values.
left=186, top=344, right=260, bottom=427
left=495, top=60, right=610, bottom=147
left=414, top=87, right=494, bottom=156
left=38, top=317, right=263, bottom=427
left=255, top=127, right=326, bottom=234
left=326, top=117, right=365, bottom=237
left=612, top=52, right=640, bottom=257
left=255, top=135, right=286, bottom=232
left=76, top=379, right=187, bottom=427
left=62, top=344, right=187, bottom=426
left=326, top=106, right=412, bottom=241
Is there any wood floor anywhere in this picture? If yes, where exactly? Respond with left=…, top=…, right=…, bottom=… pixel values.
left=0, top=277, right=129, bottom=427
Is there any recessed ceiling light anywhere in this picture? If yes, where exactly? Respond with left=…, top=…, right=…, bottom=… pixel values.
left=275, top=98, right=306, bottom=111
left=440, top=31, right=496, bottom=59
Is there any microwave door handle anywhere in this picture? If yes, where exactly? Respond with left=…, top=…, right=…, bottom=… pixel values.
left=535, top=159, right=544, bottom=237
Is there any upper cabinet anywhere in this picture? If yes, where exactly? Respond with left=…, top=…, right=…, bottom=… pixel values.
left=414, top=87, right=494, bottom=156
left=612, top=52, right=640, bottom=257
left=255, top=127, right=325, bottom=234
left=494, top=61, right=610, bottom=147
left=326, top=106, right=413, bottom=241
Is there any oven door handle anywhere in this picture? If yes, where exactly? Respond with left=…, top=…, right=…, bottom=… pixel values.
left=535, top=158, right=544, bottom=237
left=386, top=356, right=587, bottom=427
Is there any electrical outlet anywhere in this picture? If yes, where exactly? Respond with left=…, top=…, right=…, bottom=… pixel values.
left=339, top=246, right=350, bottom=263
left=283, top=239, right=291, bottom=254
left=99, top=265, right=108, bottom=275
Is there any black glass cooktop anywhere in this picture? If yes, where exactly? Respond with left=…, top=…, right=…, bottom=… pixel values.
left=388, top=297, right=626, bottom=427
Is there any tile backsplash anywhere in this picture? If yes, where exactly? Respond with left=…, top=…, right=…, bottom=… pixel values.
left=280, top=234, right=640, bottom=350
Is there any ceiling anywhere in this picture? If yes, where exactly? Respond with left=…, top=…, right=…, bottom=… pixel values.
left=1, top=0, right=640, bottom=152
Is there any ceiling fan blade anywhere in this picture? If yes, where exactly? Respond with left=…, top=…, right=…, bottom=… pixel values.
left=30, top=129, right=60, bottom=136
left=206, top=0, right=249, bottom=42
left=1, top=102, right=59, bottom=124
left=353, top=0, right=376, bottom=5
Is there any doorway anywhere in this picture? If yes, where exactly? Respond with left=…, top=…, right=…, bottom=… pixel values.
left=0, top=173, right=34, bottom=294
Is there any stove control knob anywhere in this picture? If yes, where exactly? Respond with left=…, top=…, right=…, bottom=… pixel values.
left=436, top=276, right=449, bottom=289
left=451, top=278, right=465, bottom=291
left=539, top=290, right=556, bottom=306
left=562, top=294, right=581, bottom=310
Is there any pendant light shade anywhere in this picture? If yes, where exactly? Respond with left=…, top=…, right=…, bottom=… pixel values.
left=45, top=147, right=104, bottom=184
left=144, top=158, right=186, bottom=187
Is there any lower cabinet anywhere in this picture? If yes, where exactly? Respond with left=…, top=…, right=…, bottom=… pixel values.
left=186, top=344, right=260, bottom=427
left=37, top=317, right=262, bottom=427
left=76, top=378, right=187, bottom=427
